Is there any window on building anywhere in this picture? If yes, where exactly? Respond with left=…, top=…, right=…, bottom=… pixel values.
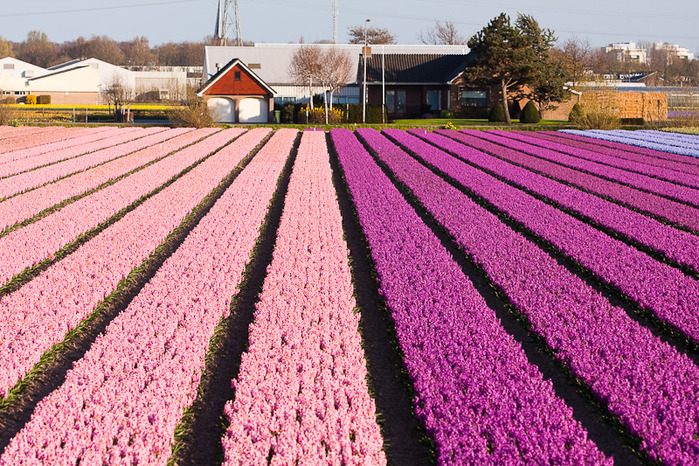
left=396, top=90, right=406, bottom=112
left=23, top=70, right=34, bottom=78
left=3, top=64, right=14, bottom=70
left=386, top=90, right=395, bottom=113
left=461, top=90, right=487, bottom=107
left=249, top=63, right=261, bottom=69
left=274, top=96, right=297, bottom=106
left=426, top=90, right=442, bottom=111
left=234, top=71, right=241, bottom=81
left=386, top=90, right=407, bottom=113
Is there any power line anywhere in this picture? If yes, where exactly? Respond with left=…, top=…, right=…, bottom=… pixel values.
left=0, top=0, right=205, bottom=18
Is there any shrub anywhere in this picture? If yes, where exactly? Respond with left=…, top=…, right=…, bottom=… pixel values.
left=36, top=95, right=51, bottom=105
left=520, top=101, right=541, bottom=124
left=25, top=94, right=37, bottom=105
left=297, top=106, right=344, bottom=124
left=568, top=103, right=585, bottom=122
left=1, top=96, right=15, bottom=104
left=169, top=97, right=214, bottom=128
left=0, top=103, right=17, bottom=125
left=440, top=109, right=454, bottom=119
left=488, top=103, right=506, bottom=122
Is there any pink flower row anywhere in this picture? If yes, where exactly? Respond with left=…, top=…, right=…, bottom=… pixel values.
left=0, top=126, right=163, bottom=186
left=0, top=126, right=79, bottom=154
left=0, top=128, right=219, bottom=286
left=0, top=126, right=113, bottom=165
left=0, top=127, right=205, bottom=232
left=0, top=127, right=264, bottom=398
left=222, top=131, right=386, bottom=465
left=0, top=129, right=297, bottom=465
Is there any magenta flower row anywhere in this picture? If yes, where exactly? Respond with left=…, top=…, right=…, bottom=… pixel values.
left=466, top=130, right=699, bottom=207
left=333, top=128, right=608, bottom=464
left=0, top=127, right=168, bottom=199
left=422, top=130, right=699, bottom=274
left=604, top=130, right=699, bottom=152
left=0, top=128, right=298, bottom=465
left=0, top=128, right=265, bottom=399
left=525, top=131, right=699, bottom=175
left=444, top=130, right=699, bottom=231
left=555, top=131, right=699, bottom=166
left=0, top=127, right=150, bottom=179
left=0, top=126, right=113, bottom=165
left=393, top=129, right=699, bottom=344
left=562, top=130, right=699, bottom=158
left=222, top=131, right=386, bottom=465
left=374, top=129, right=699, bottom=464
left=0, top=127, right=210, bottom=232
left=501, top=130, right=699, bottom=188
left=0, top=128, right=224, bottom=287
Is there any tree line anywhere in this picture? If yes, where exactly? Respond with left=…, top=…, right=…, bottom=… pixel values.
left=0, top=31, right=213, bottom=68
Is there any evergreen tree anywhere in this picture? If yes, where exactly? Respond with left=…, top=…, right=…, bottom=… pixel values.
left=464, top=13, right=566, bottom=124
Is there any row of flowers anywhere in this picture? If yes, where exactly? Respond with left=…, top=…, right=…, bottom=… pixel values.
left=222, top=131, right=386, bottom=464
left=333, top=128, right=607, bottom=464
left=0, top=126, right=92, bottom=155
left=444, top=130, right=699, bottom=231
left=526, top=131, right=699, bottom=175
left=0, top=128, right=208, bottom=232
left=419, top=130, right=699, bottom=275
left=0, top=128, right=226, bottom=287
left=620, top=130, right=699, bottom=152
left=371, top=128, right=699, bottom=464
left=563, top=129, right=699, bottom=158
left=0, top=126, right=112, bottom=165
left=0, top=127, right=147, bottom=179
left=503, top=130, right=699, bottom=189
left=0, top=127, right=167, bottom=199
left=469, top=130, right=699, bottom=208
left=0, top=128, right=298, bottom=465
left=557, top=131, right=699, bottom=165
left=0, top=127, right=264, bottom=399
left=390, top=129, right=699, bottom=346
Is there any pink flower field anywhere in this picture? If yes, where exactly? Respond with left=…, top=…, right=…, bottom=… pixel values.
left=0, top=125, right=698, bottom=465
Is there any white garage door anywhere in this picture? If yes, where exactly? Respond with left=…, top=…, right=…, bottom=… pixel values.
left=239, top=97, right=268, bottom=123
left=207, top=98, right=235, bottom=123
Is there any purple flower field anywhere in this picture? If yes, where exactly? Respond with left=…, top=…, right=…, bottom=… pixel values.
left=0, top=126, right=697, bottom=464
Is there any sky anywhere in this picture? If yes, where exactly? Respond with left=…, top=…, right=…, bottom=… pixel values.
left=1, top=0, right=698, bottom=55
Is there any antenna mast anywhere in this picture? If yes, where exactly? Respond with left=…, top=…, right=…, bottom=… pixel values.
left=332, top=0, right=338, bottom=44
left=216, top=0, right=243, bottom=46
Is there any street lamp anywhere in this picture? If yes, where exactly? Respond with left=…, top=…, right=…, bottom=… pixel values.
left=362, top=18, right=371, bottom=124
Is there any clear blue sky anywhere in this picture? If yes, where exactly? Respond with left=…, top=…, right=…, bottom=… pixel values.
left=1, top=0, right=697, bottom=54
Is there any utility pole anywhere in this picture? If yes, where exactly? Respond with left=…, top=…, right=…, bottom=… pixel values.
left=362, top=18, right=370, bottom=124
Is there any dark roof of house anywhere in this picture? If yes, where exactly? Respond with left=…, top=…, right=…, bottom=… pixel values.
left=360, top=53, right=472, bottom=84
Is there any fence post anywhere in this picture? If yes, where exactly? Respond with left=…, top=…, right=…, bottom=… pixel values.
left=85, top=107, right=88, bottom=124
left=72, top=107, right=75, bottom=123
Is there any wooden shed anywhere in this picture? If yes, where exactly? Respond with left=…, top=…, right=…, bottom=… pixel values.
left=197, top=58, right=275, bottom=123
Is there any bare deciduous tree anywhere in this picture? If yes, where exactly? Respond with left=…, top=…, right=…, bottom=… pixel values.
left=318, top=49, right=353, bottom=111
left=347, top=25, right=396, bottom=44
left=553, top=36, right=594, bottom=88
left=288, top=46, right=323, bottom=109
left=289, top=46, right=353, bottom=123
left=418, top=20, right=465, bottom=45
